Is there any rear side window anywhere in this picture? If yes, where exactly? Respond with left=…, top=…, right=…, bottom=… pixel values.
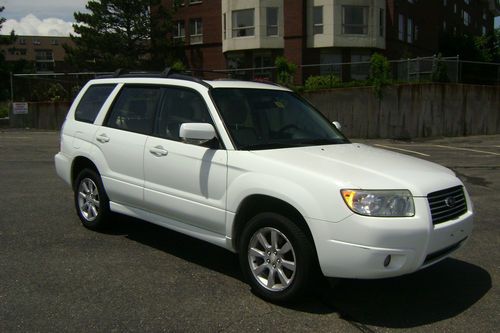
left=105, top=85, right=161, bottom=135
left=75, top=84, right=116, bottom=123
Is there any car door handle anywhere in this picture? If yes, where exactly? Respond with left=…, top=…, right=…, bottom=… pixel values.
left=96, top=133, right=110, bottom=143
left=149, top=145, right=168, bottom=157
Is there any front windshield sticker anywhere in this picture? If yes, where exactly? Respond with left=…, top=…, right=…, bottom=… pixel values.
left=274, top=100, right=285, bottom=109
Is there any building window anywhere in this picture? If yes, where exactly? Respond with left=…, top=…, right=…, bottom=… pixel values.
left=266, top=7, right=279, bottom=36
left=454, top=4, right=457, bottom=13
left=342, top=6, right=368, bottom=35
left=407, top=18, right=413, bottom=43
left=482, top=25, right=487, bottom=35
left=232, top=9, right=255, bottom=37
left=35, top=49, right=53, bottom=61
left=253, top=53, right=273, bottom=78
left=313, top=6, right=323, bottom=34
left=189, top=18, right=203, bottom=44
left=223, top=14, right=227, bottom=39
left=443, top=0, right=447, bottom=6
left=379, top=8, right=384, bottom=37
left=32, top=39, right=40, bottom=45
left=20, top=48, right=27, bottom=55
left=463, top=11, right=471, bottom=26
left=398, top=14, right=405, bottom=41
left=50, top=39, right=58, bottom=45
left=19, top=38, right=26, bottom=45
left=188, top=0, right=202, bottom=4
left=464, top=0, right=470, bottom=4
left=174, top=21, right=185, bottom=40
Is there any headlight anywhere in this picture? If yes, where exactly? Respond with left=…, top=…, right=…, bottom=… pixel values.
left=341, top=189, right=415, bottom=217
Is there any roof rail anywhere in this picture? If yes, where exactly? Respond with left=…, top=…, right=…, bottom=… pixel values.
left=96, top=67, right=212, bottom=89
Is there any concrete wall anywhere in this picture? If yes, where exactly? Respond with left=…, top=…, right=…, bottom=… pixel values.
left=7, top=84, right=500, bottom=139
left=9, top=102, right=70, bottom=130
left=303, top=83, right=500, bottom=139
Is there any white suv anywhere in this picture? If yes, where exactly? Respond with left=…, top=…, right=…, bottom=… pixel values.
left=55, top=72, right=473, bottom=302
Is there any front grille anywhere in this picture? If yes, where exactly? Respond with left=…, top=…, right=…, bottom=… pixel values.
left=427, top=185, right=467, bottom=225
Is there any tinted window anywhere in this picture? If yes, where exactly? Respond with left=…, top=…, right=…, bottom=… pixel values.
left=75, top=84, right=116, bottom=123
left=155, top=87, right=213, bottom=141
left=106, top=86, right=160, bottom=135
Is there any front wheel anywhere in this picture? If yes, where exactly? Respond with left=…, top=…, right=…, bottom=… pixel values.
left=74, top=168, right=111, bottom=230
left=239, top=212, right=318, bottom=302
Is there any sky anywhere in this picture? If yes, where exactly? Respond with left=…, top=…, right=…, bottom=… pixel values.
left=0, top=0, right=87, bottom=36
left=0, top=0, right=499, bottom=37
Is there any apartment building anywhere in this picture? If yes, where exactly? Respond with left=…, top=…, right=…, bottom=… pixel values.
left=163, top=0, right=499, bottom=81
left=0, top=35, right=73, bottom=73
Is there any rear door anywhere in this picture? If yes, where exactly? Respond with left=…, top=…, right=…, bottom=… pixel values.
left=143, top=86, right=228, bottom=235
left=95, top=85, right=160, bottom=208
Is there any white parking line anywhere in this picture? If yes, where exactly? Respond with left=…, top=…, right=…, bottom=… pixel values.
left=374, top=144, right=431, bottom=157
left=430, top=145, right=500, bottom=156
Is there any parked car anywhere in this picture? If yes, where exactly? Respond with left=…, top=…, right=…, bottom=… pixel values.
left=55, top=72, right=473, bottom=302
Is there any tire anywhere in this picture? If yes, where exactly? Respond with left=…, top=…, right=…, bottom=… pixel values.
left=74, top=168, right=111, bottom=230
left=239, top=212, right=318, bottom=303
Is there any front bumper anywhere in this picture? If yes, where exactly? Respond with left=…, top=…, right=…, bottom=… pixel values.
left=307, top=197, right=473, bottom=279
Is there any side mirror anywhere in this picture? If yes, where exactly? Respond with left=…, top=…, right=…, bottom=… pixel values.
left=332, top=121, right=342, bottom=130
left=179, top=123, right=216, bottom=144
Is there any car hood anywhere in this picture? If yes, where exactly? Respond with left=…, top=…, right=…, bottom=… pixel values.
left=251, top=143, right=461, bottom=197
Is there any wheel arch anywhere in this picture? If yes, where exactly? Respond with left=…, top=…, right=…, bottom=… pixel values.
left=71, top=156, right=99, bottom=189
left=232, top=194, right=317, bottom=256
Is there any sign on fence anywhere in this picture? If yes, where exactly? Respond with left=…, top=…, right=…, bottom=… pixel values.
left=12, top=102, right=28, bottom=115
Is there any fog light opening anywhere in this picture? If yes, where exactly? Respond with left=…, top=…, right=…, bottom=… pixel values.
left=384, top=255, right=392, bottom=267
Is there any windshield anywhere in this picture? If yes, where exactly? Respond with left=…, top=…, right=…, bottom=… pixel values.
left=211, top=88, right=349, bottom=150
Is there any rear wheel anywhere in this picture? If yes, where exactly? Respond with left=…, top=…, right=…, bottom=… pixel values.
left=239, top=212, right=317, bottom=302
left=74, top=168, right=110, bottom=230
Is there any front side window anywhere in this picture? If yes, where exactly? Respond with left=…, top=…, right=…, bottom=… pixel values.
left=267, top=7, right=278, bottom=36
left=232, top=9, right=255, bottom=37
left=75, top=84, right=116, bottom=123
left=105, top=86, right=160, bottom=135
left=155, top=87, right=214, bottom=142
left=342, top=6, right=368, bottom=35
left=313, top=6, right=323, bottom=34
left=212, top=88, right=348, bottom=150
left=190, top=18, right=203, bottom=44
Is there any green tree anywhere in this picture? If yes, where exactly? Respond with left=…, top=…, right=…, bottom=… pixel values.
left=65, top=0, right=176, bottom=71
left=0, top=6, right=17, bottom=101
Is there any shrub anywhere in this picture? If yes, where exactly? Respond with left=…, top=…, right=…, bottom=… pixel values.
left=304, top=74, right=341, bottom=91
left=431, top=54, right=450, bottom=83
left=275, top=56, right=297, bottom=87
left=369, top=53, right=391, bottom=98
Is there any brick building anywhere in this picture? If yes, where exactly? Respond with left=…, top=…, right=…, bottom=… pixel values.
left=0, top=35, right=74, bottom=73
left=162, top=1, right=500, bottom=81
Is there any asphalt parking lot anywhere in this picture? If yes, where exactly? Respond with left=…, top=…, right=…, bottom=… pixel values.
left=1, top=130, right=498, bottom=332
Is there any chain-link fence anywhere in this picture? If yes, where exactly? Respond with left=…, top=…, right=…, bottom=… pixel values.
left=9, top=56, right=500, bottom=102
